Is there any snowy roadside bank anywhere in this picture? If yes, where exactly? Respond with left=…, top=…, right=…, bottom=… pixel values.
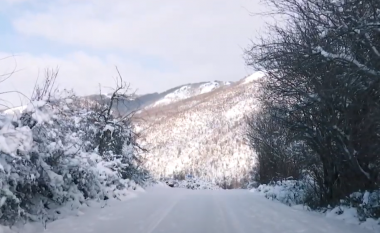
left=250, top=181, right=380, bottom=232
left=0, top=182, right=172, bottom=233
left=0, top=188, right=145, bottom=233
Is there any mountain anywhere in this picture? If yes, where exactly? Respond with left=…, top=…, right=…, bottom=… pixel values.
left=133, top=72, right=264, bottom=188
left=70, top=81, right=232, bottom=115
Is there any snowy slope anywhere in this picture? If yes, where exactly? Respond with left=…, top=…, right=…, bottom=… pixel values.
left=241, top=71, right=266, bottom=84
left=199, top=81, right=220, bottom=94
left=134, top=76, right=263, bottom=187
left=147, top=80, right=231, bottom=108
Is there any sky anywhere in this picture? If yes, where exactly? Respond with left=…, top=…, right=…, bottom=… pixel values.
left=0, top=0, right=268, bottom=106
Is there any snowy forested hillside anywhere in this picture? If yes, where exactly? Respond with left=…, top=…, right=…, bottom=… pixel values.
left=134, top=74, right=264, bottom=188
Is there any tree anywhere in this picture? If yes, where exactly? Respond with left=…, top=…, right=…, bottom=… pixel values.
left=246, top=107, right=306, bottom=184
left=245, top=0, right=380, bottom=207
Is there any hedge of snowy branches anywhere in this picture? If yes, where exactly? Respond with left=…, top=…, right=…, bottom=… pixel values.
left=0, top=72, right=149, bottom=228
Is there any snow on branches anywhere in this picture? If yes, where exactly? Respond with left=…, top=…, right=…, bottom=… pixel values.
left=0, top=69, right=148, bottom=228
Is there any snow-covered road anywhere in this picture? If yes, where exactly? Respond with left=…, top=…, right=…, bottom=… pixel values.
left=41, top=188, right=370, bottom=233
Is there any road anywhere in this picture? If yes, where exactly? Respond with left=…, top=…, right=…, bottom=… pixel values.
left=40, top=187, right=370, bottom=233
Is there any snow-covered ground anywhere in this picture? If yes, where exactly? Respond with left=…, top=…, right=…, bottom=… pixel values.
left=251, top=181, right=380, bottom=232
left=6, top=187, right=372, bottom=233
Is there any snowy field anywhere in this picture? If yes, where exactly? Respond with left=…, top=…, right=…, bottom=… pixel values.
left=6, top=185, right=373, bottom=233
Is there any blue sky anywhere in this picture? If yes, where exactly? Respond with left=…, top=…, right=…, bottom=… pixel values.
left=0, top=0, right=265, bottom=106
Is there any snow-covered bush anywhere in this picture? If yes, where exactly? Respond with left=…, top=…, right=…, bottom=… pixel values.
left=252, top=180, right=380, bottom=229
left=163, top=177, right=221, bottom=190
left=341, top=190, right=380, bottom=220
left=255, top=179, right=307, bottom=206
left=179, top=178, right=221, bottom=190
left=0, top=72, right=148, bottom=228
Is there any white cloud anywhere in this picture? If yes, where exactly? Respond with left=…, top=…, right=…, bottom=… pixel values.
left=1, top=0, right=268, bottom=106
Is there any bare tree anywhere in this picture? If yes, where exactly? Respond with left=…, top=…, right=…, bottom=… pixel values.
left=246, top=106, right=305, bottom=184
left=79, top=67, right=148, bottom=183
left=245, top=0, right=380, bottom=207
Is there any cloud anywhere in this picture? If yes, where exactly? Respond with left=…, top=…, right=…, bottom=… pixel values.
left=0, top=0, right=268, bottom=105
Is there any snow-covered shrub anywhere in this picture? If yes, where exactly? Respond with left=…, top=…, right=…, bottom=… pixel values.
left=163, top=177, right=222, bottom=190
left=341, top=190, right=380, bottom=220
left=0, top=73, right=148, bottom=228
left=0, top=103, right=52, bottom=227
left=255, top=179, right=309, bottom=206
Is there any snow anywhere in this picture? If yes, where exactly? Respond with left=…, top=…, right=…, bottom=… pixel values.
left=199, top=81, right=220, bottom=94
left=363, top=191, right=370, bottom=205
left=314, top=46, right=380, bottom=76
left=2, top=105, right=27, bottom=116
left=148, top=81, right=229, bottom=108
left=6, top=188, right=373, bottom=233
left=0, top=197, right=6, bottom=208
left=103, top=124, right=115, bottom=135
left=166, top=86, right=190, bottom=99
left=153, top=86, right=192, bottom=107
left=0, top=122, right=33, bottom=157
left=242, top=71, right=266, bottom=84
left=252, top=181, right=380, bottom=232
